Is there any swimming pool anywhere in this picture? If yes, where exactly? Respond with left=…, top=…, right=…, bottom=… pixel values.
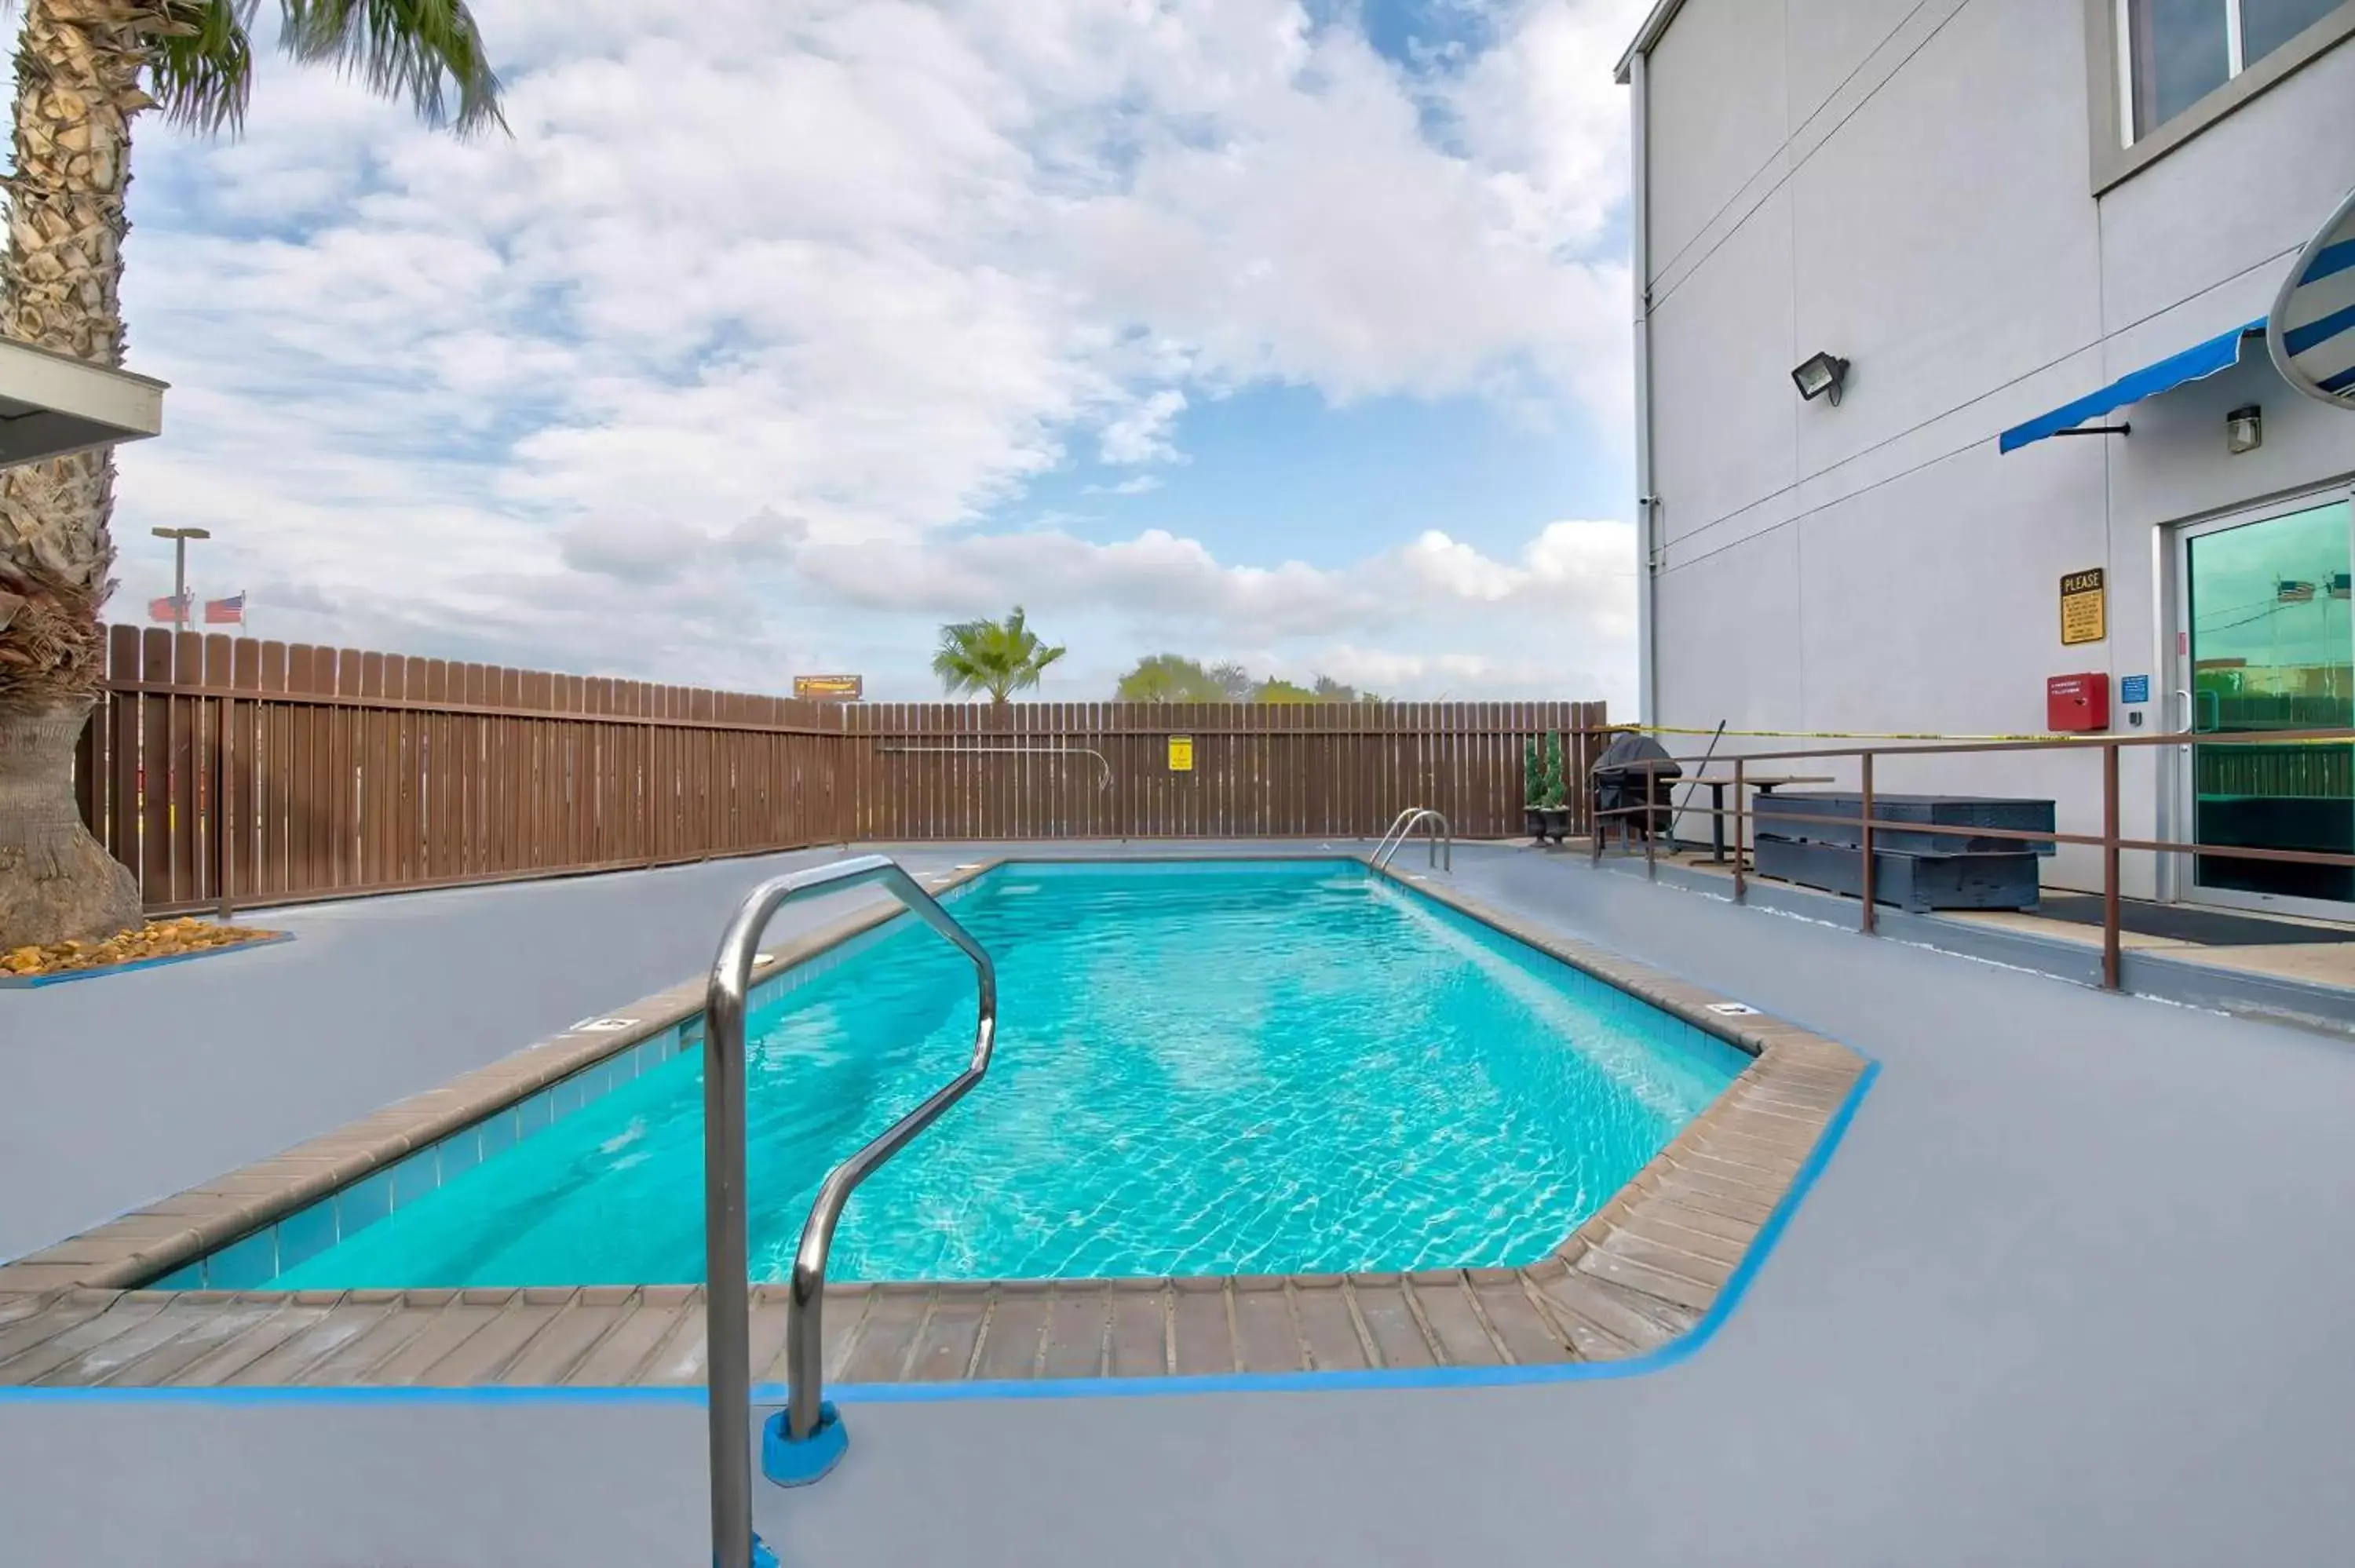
left=167, top=859, right=1750, bottom=1290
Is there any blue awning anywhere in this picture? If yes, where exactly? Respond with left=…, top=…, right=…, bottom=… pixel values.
left=1999, top=319, right=2264, bottom=454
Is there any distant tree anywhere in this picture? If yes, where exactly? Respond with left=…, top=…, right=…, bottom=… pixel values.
left=1309, top=674, right=1386, bottom=702
left=1106, top=660, right=1383, bottom=704
left=933, top=606, right=1065, bottom=705
left=1115, top=654, right=1229, bottom=703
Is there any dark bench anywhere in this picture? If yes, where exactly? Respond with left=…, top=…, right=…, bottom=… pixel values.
left=1751, top=792, right=2054, bottom=912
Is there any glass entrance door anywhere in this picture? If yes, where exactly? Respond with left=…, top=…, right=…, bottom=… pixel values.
left=2178, top=496, right=2355, bottom=910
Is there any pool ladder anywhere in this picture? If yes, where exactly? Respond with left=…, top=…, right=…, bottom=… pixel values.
left=701, top=854, right=998, bottom=1568
left=1371, top=807, right=1451, bottom=873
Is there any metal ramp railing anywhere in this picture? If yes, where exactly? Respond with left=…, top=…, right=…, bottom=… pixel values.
left=1371, top=807, right=1452, bottom=873
left=703, top=854, right=998, bottom=1568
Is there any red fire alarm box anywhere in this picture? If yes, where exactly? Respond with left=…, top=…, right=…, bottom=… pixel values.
left=2047, top=672, right=2111, bottom=732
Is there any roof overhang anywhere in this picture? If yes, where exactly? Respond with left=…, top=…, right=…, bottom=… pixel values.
left=1614, top=0, right=1689, bottom=82
left=0, top=336, right=165, bottom=469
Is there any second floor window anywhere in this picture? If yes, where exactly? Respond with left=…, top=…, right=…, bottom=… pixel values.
left=2125, top=0, right=2344, bottom=140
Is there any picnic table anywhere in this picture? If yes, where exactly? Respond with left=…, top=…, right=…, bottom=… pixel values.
left=1687, top=774, right=1836, bottom=863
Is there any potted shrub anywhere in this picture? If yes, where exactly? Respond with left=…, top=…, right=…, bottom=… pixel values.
left=1523, top=738, right=1547, bottom=840
left=1537, top=732, right=1570, bottom=843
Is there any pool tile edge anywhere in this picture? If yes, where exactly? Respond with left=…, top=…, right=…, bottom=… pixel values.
left=0, top=861, right=1009, bottom=1295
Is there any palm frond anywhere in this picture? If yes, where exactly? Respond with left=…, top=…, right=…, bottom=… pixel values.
left=146, top=0, right=260, bottom=137
left=278, top=0, right=506, bottom=138
left=930, top=618, right=991, bottom=698
left=932, top=608, right=1063, bottom=702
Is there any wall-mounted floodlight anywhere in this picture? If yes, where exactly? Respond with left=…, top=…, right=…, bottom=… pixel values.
left=1791, top=352, right=1849, bottom=406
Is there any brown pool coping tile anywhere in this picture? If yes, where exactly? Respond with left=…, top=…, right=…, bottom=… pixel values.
left=1040, top=1286, right=1112, bottom=1380
left=1291, top=1279, right=1371, bottom=1373
left=1349, top=1276, right=1439, bottom=1369
left=1107, top=1285, right=1171, bottom=1377
left=1231, top=1278, right=1302, bottom=1374
left=0, top=863, right=1008, bottom=1297
left=0, top=851, right=1868, bottom=1389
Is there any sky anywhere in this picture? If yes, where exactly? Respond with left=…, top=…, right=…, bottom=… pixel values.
left=111, top=0, right=1645, bottom=706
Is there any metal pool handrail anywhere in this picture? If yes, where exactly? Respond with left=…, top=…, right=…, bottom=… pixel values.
left=1370, top=807, right=1425, bottom=867
left=703, top=853, right=999, bottom=1568
left=1371, top=808, right=1451, bottom=873
left=1373, top=805, right=1420, bottom=854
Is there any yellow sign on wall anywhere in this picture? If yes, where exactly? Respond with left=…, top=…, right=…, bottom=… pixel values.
left=2059, top=568, right=2106, bottom=646
left=1167, top=735, right=1194, bottom=772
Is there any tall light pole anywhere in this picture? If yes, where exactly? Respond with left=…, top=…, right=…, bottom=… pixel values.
left=152, top=526, right=210, bottom=629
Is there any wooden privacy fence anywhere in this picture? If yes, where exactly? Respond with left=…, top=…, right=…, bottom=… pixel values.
left=74, top=625, right=1604, bottom=915
left=838, top=701, right=1605, bottom=842
left=75, top=627, right=849, bottom=917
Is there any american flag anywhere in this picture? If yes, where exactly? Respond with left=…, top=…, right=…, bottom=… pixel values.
left=148, top=592, right=190, bottom=623
left=2280, top=579, right=2317, bottom=603
left=204, top=592, right=246, bottom=625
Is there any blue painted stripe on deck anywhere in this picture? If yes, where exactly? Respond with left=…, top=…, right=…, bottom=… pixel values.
left=0, top=1059, right=1881, bottom=1406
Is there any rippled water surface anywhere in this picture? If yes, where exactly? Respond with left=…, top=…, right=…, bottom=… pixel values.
left=271, top=861, right=1746, bottom=1286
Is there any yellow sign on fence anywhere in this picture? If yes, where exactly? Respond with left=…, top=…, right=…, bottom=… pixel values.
left=793, top=674, right=864, bottom=701
left=1167, top=735, right=1194, bottom=772
left=2059, top=568, right=2105, bottom=646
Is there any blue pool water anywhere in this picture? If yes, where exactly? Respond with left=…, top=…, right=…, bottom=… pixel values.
left=257, top=861, right=1747, bottom=1287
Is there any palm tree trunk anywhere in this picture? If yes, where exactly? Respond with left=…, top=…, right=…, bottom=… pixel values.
left=0, top=0, right=157, bottom=946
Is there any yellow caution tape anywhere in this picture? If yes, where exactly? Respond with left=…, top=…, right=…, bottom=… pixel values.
left=1605, top=722, right=2355, bottom=746
left=1605, top=723, right=2084, bottom=743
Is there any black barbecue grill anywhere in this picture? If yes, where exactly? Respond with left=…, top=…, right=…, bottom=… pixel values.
left=1590, top=732, right=1681, bottom=842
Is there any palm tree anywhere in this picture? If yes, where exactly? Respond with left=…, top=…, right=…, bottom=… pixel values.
left=932, top=606, right=1064, bottom=706
left=0, top=2, right=502, bottom=948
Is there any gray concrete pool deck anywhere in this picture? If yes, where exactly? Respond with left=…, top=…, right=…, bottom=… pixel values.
left=1590, top=835, right=2355, bottom=1031
left=5, top=839, right=2355, bottom=1566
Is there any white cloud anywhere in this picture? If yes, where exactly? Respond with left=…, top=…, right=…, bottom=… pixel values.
left=107, top=0, right=1646, bottom=706
left=1098, top=389, right=1188, bottom=465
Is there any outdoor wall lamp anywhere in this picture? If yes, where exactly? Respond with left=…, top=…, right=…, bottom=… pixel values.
left=2226, top=403, right=2262, bottom=454
left=1791, top=352, right=1849, bottom=406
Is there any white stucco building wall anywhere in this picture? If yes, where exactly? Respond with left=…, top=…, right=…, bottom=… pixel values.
left=1620, top=0, right=2355, bottom=902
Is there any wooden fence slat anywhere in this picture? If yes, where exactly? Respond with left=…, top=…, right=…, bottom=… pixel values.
left=200, top=633, right=232, bottom=909
left=136, top=629, right=172, bottom=901
left=400, top=656, right=427, bottom=884
left=294, top=644, right=323, bottom=897
left=104, top=625, right=139, bottom=877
